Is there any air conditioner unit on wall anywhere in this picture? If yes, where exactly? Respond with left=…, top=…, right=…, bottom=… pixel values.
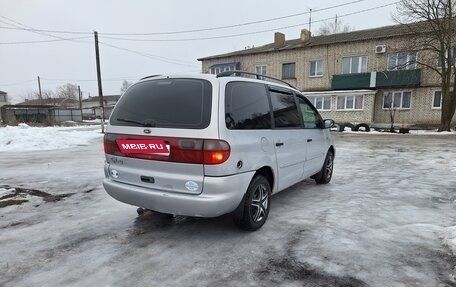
left=375, top=45, right=387, bottom=54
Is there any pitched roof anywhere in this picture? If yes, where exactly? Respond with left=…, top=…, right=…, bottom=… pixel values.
left=0, top=90, right=7, bottom=94
left=198, top=23, right=424, bottom=61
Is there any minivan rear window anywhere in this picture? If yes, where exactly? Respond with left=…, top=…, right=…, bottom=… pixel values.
left=110, top=78, right=212, bottom=129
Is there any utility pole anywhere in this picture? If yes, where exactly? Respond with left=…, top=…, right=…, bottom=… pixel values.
left=94, top=31, right=105, bottom=133
left=37, top=76, right=43, bottom=104
left=78, top=85, right=83, bottom=122
left=335, top=14, right=338, bottom=34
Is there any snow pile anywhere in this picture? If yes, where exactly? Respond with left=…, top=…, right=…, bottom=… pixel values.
left=0, top=186, right=15, bottom=198
left=442, top=226, right=456, bottom=255
left=0, top=124, right=103, bottom=152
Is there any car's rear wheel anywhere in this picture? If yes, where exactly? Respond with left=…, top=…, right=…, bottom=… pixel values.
left=313, top=151, right=334, bottom=184
left=233, top=175, right=271, bottom=231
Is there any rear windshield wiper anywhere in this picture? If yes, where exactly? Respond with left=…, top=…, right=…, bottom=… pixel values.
left=116, top=118, right=156, bottom=127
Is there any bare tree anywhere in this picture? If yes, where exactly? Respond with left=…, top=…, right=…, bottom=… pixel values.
left=42, top=89, right=54, bottom=99
left=317, top=18, right=354, bottom=35
left=120, top=80, right=132, bottom=93
left=55, top=83, right=79, bottom=100
left=21, top=90, right=39, bottom=101
left=383, top=93, right=398, bottom=132
left=394, top=0, right=456, bottom=131
left=21, top=89, right=54, bottom=103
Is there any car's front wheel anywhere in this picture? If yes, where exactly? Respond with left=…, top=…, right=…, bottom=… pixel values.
left=313, top=150, right=334, bottom=184
left=233, top=175, right=271, bottom=231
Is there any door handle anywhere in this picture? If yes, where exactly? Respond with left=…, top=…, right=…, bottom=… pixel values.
left=140, top=176, right=155, bottom=183
left=275, top=142, right=284, bottom=147
left=307, top=139, right=313, bottom=142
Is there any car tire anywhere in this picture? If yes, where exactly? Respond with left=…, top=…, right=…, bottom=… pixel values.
left=233, top=175, right=271, bottom=231
left=337, top=123, right=346, bottom=132
left=313, top=151, right=334, bottom=184
left=354, top=123, right=370, bottom=132
left=342, top=122, right=355, bottom=132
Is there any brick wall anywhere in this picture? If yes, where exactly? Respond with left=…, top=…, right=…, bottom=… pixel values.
left=200, top=32, right=452, bottom=127
left=313, top=93, right=375, bottom=125
left=373, top=87, right=456, bottom=126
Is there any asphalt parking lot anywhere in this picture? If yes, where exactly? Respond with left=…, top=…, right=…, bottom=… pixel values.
left=1, top=133, right=455, bottom=287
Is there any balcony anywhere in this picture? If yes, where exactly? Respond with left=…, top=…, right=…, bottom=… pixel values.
left=331, top=69, right=421, bottom=90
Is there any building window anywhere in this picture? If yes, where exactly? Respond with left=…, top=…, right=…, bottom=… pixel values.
left=308, top=96, right=331, bottom=111
left=282, top=63, right=296, bottom=79
left=437, top=47, right=456, bottom=67
left=336, top=95, right=364, bottom=110
left=433, top=91, right=442, bottom=109
left=0, top=95, right=6, bottom=102
left=209, top=62, right=239, bottom=74
left=255, top=65, right=267, bottom=76
left=310, top=60, right=324, bottom=77
left=383, top=91, right=411, bottom=109
left=341, top=56, right=368, bottom=74
left=388, top=51, right=417, bottom=70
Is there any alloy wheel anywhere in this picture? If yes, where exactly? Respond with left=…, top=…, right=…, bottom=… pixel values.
left=251, top=183, right=269, bottom=222
left=325, top=154, right=334, bottom=180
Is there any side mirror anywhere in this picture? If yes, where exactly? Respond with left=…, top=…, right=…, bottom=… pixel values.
left=323, top=119, right=335, bottom=129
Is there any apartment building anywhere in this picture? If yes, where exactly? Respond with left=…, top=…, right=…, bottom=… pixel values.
left=198, top=24, right=455, bottom=129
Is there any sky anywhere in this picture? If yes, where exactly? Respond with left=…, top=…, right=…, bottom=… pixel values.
left=1, top=0, right=400, bottom=104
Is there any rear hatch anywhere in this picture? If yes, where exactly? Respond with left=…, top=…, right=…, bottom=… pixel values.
left=104, top=77, right=226, bottom=195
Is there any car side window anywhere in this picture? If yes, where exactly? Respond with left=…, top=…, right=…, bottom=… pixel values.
left=225, top=82, right=271, bottom=129
left=296, top=96, right=321, bottom=129
left=269, top=89, right=301, bottom=128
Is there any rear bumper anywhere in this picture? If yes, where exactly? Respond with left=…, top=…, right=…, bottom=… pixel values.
left=103, top=171, right=255, bottom=217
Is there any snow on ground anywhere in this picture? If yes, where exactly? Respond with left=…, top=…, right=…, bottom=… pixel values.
left=0, top=123, right=103, bottom=152
left=0, top=131, right=455, bottom=286
left=341, top=128, right=456, bottom=135
left=442, top=226, right=456, bottom=255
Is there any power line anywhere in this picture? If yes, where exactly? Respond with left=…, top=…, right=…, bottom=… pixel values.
left=99, top=41, right=200, bottom=67
left=41, top=77, right=141, bottom=82
left=0, top=70, right=202, bottom=87
left=0, top=0, right=368, bottom=36
left=0, top=77, right=142, bottom=87
left=100, top=0, right=369, bottom=35
left=0, top=2, right=398, bottom=79
left=0, top=36, right=92, bottom=45
left=0, top=1, right=397, bottom=45
left=0, top=16, right=198, bottom=67
left=99, top=2, right=399, bottom=42
left=0, top=25, right=91, bottom=35
left=0, top=79, right=37, bottom=86
left=0, top=16, right=91, bottom=44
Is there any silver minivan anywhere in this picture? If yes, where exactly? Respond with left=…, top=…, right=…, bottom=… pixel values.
left=103, top=72, right=335, bottom=230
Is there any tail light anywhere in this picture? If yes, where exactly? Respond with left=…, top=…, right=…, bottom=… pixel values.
left=203, top=140, right=230, bottom=164
left=104, top=133, right=230, bottom=165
